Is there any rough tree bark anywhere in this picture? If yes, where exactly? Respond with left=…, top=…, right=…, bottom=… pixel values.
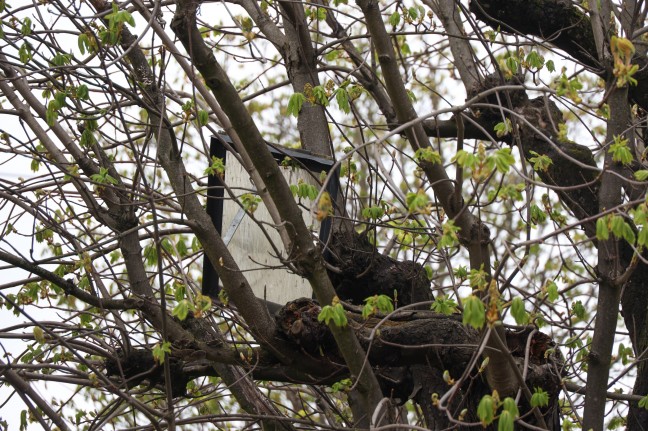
left=4, top=0, right=647, bottom=429
left=464, top=0, right=648, bottom=428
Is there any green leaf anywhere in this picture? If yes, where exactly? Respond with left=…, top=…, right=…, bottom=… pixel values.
left=638, top=394, right=648, bottom=410
left=54, top=91, right=67, bottom=107
left=362, top=294, right=394, bottom=319
left=85, top=117, right=98, bottom=131
left=31, top=158, right=40, bottom=172
left=454, top=266, right=468, bottom=279
left=610, top=215, right=627, bottom=238
left=33, top=326, right=45, bottom=344
left=152, top=341, right=172, bottom=364
left=197, top=110, right=209, bottom=126
left=505, top=56, right=519, bottom=74
left=468, top=268, right=488, bottom=290
left=554, top=72, right=583, bottom=103
left=546, top=60, right=556, bottom=72
left=406, top=88, right=416, bottom=101
left=335, top=88, right=351, bottom=114
left=438, top=220, right=460, bottom=248
left=431, top=295, right=458, bottom=315
left=608, top=416, right=627, bottom=430
left=453, top=150, right=479, bottom=169
left=622, top=222, right=636, bottom=244
left=50, top=53, right=72, bottom=67
left=78, top=33, right=89, bottom=55
left=91, top=167, right=119, bottom=185
left=318, top=301, right=348, bottom=328
left=545, top=280, right=559, bottom=302
left=287, top=93, right=305, bottom=117
left=638, top=227, right=648, bottom=247
left=348, top=84, right=364, bottom=100
left=498, top=410, right=515, bottom=431
left=375, top=295, right=394, bottom=313
left=531, top=387, right=549, bottom=407
left=240, top=193, right=261, bottom=213
left=45, top=100, right=59, bottom=126
left=331, top=378, right=352, bottom=392
left=172, top=299, right=191, bottom=321
left=530, top=204, right=547, bottom=225
left=204, top=156, right=225, bottom=177
left=143, top=244, right=158, bottom=267
left=21, top=17, right=32, bottom=36
left=635, top=170, right=648, bottom=181
left=510, top=297, right=529, bottom=325
left=571, top=300, right=586, bottom=320
left=525, top=50, right=545, bottom=70
left=424, top=265, right=433, bottom=281
left=609, top=135, right=633, bottom=165
left=18, top=42, right=32, bottom=64
left=312, top=85, right=329, bottom=106
left=406, top=189, right=430, bottom=214
left=462, top=295, right=486, bottom=329
left=290, top=182, right=315, bottom=199
left=596, top=216, right=610, bottom=241
left=490, top=148, right=515, bottom=173
left=618, top=343, right=634, bottom=365
left=361, top=206, right=385, bottom=220
left=76, top=84, right=89, bottom=100
left=494, top=119, right=512, bottom=138
left=477, top=395, right=496, bottom=426
left=20, top=410, right=27, bottom=431
left=501, top=397, right=519, bottom=416
left=528, top=150, right=553, bottom=172
left=120, top=10, right=135, bottom=27
left=415, top=147, right=442, bottom=164
left=389, top=11, right=401, bottom=27
left=194, top=294, right=212, bottom=316
left=174, top=283, right=186, bottom=301
left=487, top=183, right=524, bottom=202
left=325, top=49, right=341, bottom=61
left=80, top=129, right=97, bottom=148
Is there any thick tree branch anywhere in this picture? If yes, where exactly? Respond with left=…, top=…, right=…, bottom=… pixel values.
left=134, top=0, right=293, bottom=254
left=0, top=60, right=117, bottom=231
left=237, top=0, right=332, bottom=156
left=425, top=0, right=481, bottom=90
left=583, top=85, right=630, bottom=431
left=0, top=250, right=139, bottom=310
left=171, top=0, right=386, bottom=420
left=315, top=1, right=398, bottom=128
left=356, top=0, right=519, bottom=399
left=0, top=359, right=72, bottom=431
left=469, top=0, right=648, bottom=111
left=84, top=13, right=329, bottom=431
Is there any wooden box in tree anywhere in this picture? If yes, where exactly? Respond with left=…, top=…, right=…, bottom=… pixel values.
left=202, top=134, right=335, bottom=307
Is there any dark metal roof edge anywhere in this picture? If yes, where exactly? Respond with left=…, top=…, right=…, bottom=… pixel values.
left=212, top=133, right=334, bottom=173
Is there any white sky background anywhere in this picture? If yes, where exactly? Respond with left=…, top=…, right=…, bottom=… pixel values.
left=0, top=0, right=635, bottom=429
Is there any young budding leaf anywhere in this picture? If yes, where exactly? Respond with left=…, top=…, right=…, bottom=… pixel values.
left=463, top=295, right=486, bottom=329
left=531, top=387, right=549, bottom=408
left=510, top=297, right=529, bottom=325
left=287, top=93, right=306, bottom=117
left=477, top=395, right=496, bottom=426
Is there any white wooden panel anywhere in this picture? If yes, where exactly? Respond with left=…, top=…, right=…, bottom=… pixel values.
left=222, top=158, right=320, bottom=304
